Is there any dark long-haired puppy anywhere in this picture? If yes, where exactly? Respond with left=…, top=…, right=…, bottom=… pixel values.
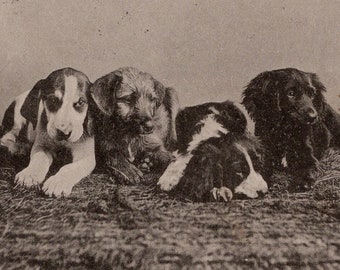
left=242, top=68, right=340, bottom=191
left=91, top=67, right=179, bottom=184
left=157, top=101, right=268, bottom=201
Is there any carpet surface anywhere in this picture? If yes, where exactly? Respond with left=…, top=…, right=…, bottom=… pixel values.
left=0, top=150, right=339, bottom=269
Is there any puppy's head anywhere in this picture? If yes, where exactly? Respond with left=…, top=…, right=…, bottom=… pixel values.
left=222, top=135, right=267, bottom=199
left=91, top=67, right=166, bottom=135
left=242, top=68, right=326, bottom=125
left=21, top=68, right=92, bottom=142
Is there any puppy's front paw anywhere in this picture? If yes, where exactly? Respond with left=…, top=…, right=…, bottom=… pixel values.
left=138, top=157, right=153, bottom=174
left=15, top=167, right=45, bottom=188
left=211, top=187, right=233, bottom=202
left=157, top=157, right=184, bottom=191
left=42, top=175, right=74, bottom=197
left=290, top=168, right=316, bottom=192
left=157, top=172, right=180, bottom=191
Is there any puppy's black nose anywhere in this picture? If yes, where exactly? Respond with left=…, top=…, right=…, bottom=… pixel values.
left=56, top=129, right=71, bottom=141
left=141, top=121, right=154, bottom=134
left=306, top=108, right=318, bottom=124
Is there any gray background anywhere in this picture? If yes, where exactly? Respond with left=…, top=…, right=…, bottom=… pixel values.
left=0, top=0, right=339, bottom=119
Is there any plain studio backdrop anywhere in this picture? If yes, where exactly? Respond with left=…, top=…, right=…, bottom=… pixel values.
left=0, top=0, right=339, bottom=119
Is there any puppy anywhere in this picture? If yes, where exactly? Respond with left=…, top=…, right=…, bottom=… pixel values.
left=91, top=67, right=179, bottom=184
left=157, top=101, right=268, bottom=201
left=3, top=67, right=96, bottom=197
left=242, top=68, right=340, bottom=190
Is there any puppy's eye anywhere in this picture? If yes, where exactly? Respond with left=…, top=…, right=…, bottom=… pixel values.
left=150, top=96, right=158, bottom=103
left=287, top=90, right=296, bottom=98
left=118, top=96, right=134, bottom=104
left=74, top=97, right=87, bottom=108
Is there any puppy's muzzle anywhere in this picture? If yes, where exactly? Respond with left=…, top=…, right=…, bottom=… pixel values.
left=305, top=108, right=318, bottom=124
left=56, top=129, right=71, bottom=141
left=140, top=120, right=154, bottom=134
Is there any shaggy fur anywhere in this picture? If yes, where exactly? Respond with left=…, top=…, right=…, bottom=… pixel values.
left=91, top=67, right=179, bottom=184
left=242, top=68, right=340, bottom=190
left=157, top=101, right=268, bottom=201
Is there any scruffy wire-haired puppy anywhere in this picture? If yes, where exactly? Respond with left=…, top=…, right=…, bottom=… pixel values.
left=242, top=68, right=340, bottom=190
left=91, top=67, right=179, bottom=183
left=5, top=68, right=96, bottom=197
left=157, top=101, right=268, bottom=201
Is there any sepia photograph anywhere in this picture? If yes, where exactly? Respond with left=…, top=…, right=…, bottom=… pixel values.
left=0, top=0, right=339, bottom=269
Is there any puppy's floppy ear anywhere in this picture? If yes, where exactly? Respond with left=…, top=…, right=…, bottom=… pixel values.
left=310, top=73, right=326, bottom=113
left=20, top=79, right=45, bottom=129
left=90, top=72, right=123, bottom=116
left=310, top=73, right=326, bottom=93
left=242, top=71, right=280, bottom=120
left=152, top=79, right=166, bottom=107
left=83, top=114, right=93, bottom=137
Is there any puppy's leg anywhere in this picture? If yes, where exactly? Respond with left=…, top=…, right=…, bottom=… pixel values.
left=138, top=148, right=172, bottom=174
left=43, top=137, right=96, bottom=197
left=324, top=103, right=340, bottom=147
left=287, top=136, right=318, bottom=191
left=173, top=144, right=227, bottom=202
left=107, top=153, right=144, bottom=185
left=136, top=134, right=172, bottom=174
left=15, top=144, right=53, bottom=187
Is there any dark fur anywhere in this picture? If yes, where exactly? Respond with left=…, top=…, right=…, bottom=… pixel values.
left=0, top=101, right=31, bottom=170
left=176, top=101, right=247, bottom=152
left=162, top=101, right=265, bottom=201
left=175, top=133, right=264, bottom=202
left=242, top=68, right=340, bottom=190
left=91, top=67, right=179, bottom=184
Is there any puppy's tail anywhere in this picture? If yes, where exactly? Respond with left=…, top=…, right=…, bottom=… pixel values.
left=164, top=87, right=180, bottom=150
left=324, top=103, right=340, bottom=147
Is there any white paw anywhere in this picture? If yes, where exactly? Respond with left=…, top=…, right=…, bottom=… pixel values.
left=157, top=175, right=179, bottom=191
left=211, top=187, right=233, bottom=202
left=15, top=167, right=46, bottom=188
left=42, top=175, right=74, bottom=197
left=157, top=153, right=191, bottom=191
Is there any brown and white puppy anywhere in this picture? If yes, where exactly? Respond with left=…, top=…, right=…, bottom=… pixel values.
left=4, top=67, right=96, bottom=197
left=91, top=67, right=179, bottom=184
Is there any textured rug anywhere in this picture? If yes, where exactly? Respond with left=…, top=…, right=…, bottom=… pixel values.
left=0, top=150, right=339, bottom=269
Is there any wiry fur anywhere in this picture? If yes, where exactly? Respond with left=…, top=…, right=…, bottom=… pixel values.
left=91, top=67, right=179, bottom=184
left=242, top=68, right=340, bottom=190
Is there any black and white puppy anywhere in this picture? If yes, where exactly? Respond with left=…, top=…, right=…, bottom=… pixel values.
left=1, top=67, right=96, bottom=197
left=157, top=101, right=268, bottom=202
left=91, top=67, right=179, bottom=184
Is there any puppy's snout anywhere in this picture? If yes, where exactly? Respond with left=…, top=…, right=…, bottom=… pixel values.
left=56, top=129, right=71, bottom=141
left=306, top=108, right=318, bottom=124
left=141, top=121, right=154, bottom=134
